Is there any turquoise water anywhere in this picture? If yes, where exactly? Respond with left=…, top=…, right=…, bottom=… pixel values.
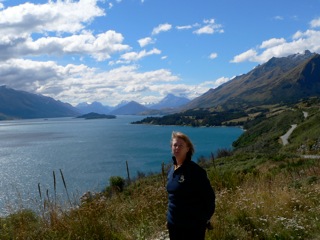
left=0, top=115, right=243, bottom=215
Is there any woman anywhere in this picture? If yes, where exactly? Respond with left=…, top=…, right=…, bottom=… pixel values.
left=166, top=131, right=215, bottom=240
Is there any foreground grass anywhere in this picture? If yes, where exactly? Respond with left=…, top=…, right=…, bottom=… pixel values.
left=208, top=156, right=320, bottom=240
left=1, top=154, right=320, bottom=240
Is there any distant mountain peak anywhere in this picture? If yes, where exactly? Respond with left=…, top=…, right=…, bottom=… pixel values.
left=150, top=93, right=190, bottom=110
left=76, top=101, right=112, bottom=114
left=109, top=101, right=149, bottom=115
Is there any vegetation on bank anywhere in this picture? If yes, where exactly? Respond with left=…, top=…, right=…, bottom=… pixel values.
left=76, top=112, right=116, bottom=120
left=1, top=99, right=320, bottom=239
left=132, top=108, right=248, bottom=126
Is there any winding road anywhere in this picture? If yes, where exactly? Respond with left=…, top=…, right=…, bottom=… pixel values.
left=280, top=124, right=297, bottom=145
left=279, top=111, right=320, bottom=159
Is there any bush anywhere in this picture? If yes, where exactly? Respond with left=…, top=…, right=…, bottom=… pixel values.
left=109, top=176, right=125, bottom=192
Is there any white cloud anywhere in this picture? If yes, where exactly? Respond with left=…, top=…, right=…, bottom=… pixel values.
left=260, top=38, right=286, bottom=49
left=138, top=37, right=154, bottom=47
left=152, top=23, right=172, bottom=35
left=124, top=84, right=148, bottom=93
left=209, top=52, right=218, bottom=59
left=194, top=25, right=214, bottom=34
left=0, top=1, right=127, bottom=62
left=198, top=77, right=230, bottom=89
left=231, top=49, right=258, bottom=63
left=292, top=30, right=304, bottom=39
left=310, top=17, right=320, bottom=28
left=120, top=48, right=161, bottom=62
left=273, top=16, right=284, bottom=21
left=0, top=1, right=105, bottom=36
left=214, top=77, right=230, bottom=86
left=0, top=58, right=183, bottom=106
left=0, top=30, right=130, bottom=61
left=193, top=18, right=223, bottom=35
left=231, top=29, right=320, bottom=63
left=176, top=25, right=192, bottom=30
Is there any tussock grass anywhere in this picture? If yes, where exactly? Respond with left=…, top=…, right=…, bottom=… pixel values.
left=1, top=155, right=320, bottom=240
left=209, top=164, right=320, bottom=240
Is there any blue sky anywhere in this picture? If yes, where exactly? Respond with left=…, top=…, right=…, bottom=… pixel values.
left=1, top=0, right=320, bottom=106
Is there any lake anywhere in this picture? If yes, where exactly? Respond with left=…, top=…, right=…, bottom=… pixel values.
left=0, top=115, right=243, bottom=215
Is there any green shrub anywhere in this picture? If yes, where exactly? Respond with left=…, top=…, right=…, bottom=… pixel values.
left=109, top=176, right=125, bottom=192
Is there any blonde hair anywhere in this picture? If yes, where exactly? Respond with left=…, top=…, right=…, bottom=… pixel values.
left=171, top=131, right=195, bottom=161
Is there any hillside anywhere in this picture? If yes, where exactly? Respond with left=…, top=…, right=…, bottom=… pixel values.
left=232, top=98, right=320, bottom=155
left=183, top=50, right=319, bottom=110
left=0, top=86, right=79, bottom=119
left=134, top=51, right=320, bottom=127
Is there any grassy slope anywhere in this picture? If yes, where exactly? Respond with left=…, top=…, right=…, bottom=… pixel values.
left=1, top=102, right=320, bottom=240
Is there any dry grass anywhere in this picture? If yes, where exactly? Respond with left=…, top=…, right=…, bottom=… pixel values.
left=1, top=158, right=320, bottom=240
left=207, top=160, right=320, bottom=240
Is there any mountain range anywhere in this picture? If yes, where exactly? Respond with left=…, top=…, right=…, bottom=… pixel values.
left=75, top=94, right=190, bottom=115
left=0, top=50, right=319, bottom=120
left=0, top=86, right=190, bottom=119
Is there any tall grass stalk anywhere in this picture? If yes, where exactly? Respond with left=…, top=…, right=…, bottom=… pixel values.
left=59, top=169, right=72, bottom=207
left=53, top=170, right=57, bottom=207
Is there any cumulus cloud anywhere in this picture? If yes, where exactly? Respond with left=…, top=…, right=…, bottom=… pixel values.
left=0, top=58, right=183, bottom=105
left=231, top=23, right=320, bottom=64
left=260, top=38, right=286, bottom=49
left=214, top=77, right=230, bottom=86
left=0, top=1, right=130, bottom=62
left=152, top=23, right=172, bottom=35
left=310, top=17, right=320, bottom=28
left=0, top=0, right=105, bottom=35
left=231, top=49, right=258, bottom=63
left=138, top=37, right=154, bottom=47
left=0, top=55, right=221, bottom=106
left=120, top=48, right=161, bottom=62
left=0, top=30, right=130, bottom=61
left=193, top=18, right=224, bottom=35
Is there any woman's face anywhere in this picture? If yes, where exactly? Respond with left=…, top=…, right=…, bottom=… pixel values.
left=171, top=137, right=190, bottom=161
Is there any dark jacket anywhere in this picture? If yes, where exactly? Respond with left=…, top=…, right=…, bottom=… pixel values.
left=166, top=160, right=215, bottom=227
